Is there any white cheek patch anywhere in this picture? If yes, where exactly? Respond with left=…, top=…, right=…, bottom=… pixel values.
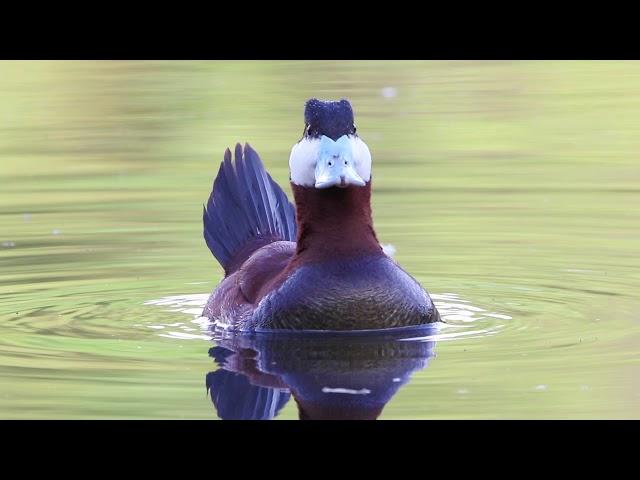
left=289, top=135, right=372, bottom=186
left=289, top=137, right=320, bottom=186
left=349, top=136, right=372, bottom=182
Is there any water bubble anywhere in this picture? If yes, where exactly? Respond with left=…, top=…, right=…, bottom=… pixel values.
left=534, top=384, right=548, bottom=391
left=382, top=243, right=397, bottom=257
left=381, top=86, right=398, bottom=99
left=52, top=229, right=61, bottom=236
left=23, top=213, right=31, bottom=222
left=1, top=241, right=16, bottom=248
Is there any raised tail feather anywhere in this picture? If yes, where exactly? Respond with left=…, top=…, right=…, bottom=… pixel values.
left=203, top=143, right=297, bottom=275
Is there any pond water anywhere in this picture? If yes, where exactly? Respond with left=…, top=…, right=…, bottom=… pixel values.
left=1, top=60, right=639, bottom=419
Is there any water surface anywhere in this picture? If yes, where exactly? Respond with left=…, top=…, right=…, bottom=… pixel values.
left=1, top=61, right=639, bottom=419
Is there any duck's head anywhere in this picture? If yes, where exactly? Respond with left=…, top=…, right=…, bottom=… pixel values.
left=289, top=98, right=372, bottom=189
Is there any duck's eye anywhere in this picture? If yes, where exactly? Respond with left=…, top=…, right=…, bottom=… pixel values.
left=353, top=124, right=357, bottom=134
left=344, top=160, right=348, bottom=165
left=328, top=160, right=333, bottom=167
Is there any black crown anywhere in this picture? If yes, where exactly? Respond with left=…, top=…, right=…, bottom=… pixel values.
left=304, top=98, right=356, bottom=140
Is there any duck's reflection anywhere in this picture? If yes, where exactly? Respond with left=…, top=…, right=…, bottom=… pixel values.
left=205, top=328, right=437, bottom=420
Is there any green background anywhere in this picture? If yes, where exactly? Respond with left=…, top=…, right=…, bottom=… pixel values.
left=1, top=61, right=639, bottom=418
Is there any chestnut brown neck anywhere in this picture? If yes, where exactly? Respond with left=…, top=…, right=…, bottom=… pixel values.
left=290, top=181, right=382, bottom=262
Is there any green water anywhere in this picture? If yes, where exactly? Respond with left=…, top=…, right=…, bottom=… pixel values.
left=1, top=60, right=639, bottom=419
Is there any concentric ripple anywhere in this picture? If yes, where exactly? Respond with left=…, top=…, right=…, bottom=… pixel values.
left=143, top=292, right=511, bottom=341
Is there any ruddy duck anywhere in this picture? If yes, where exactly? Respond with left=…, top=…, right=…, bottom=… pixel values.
left=202, top=98, right=440, bottom=330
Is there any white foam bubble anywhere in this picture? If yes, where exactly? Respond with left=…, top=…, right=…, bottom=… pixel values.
left=322, top=387, right=371, bottom=395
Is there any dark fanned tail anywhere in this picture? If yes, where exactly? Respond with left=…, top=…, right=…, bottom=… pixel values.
left=203, top=143, right=297, bottom=275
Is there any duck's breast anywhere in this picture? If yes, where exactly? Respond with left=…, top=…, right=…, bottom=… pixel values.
left=251, top=255, right=438, bottom=330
